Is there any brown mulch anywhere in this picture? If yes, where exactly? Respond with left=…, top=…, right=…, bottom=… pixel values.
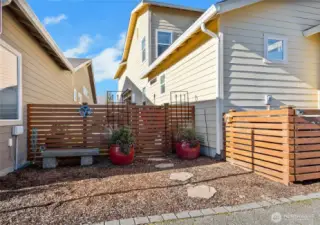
left=0, top=156, right=320, bottom=225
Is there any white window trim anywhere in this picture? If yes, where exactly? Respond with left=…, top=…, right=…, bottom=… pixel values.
left=264, top=33, right=288, bottom=64
left=160, top=73, right=166, bottom=95
left=78, top=92, right=83, bottom=104
left=156, top=29, right=173, bottom=58
left=0, top=39, right=23, bottom=127
left=141, top=37, right=146, bottom=63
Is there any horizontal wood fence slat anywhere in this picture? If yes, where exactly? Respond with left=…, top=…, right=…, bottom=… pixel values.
left=225, top=106, right=320, bottom=185
left=27, top=103, right=194, bottom=162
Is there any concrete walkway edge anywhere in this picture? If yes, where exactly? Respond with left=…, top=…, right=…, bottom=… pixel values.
left=96, top=192, right=320, bottom=225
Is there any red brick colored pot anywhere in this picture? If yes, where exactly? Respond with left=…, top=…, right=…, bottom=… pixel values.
left=175, top=142, right=183, bottom=157
left=110, top=144, right=134, bottom=165
left=178, top=141, right=200, bottom=160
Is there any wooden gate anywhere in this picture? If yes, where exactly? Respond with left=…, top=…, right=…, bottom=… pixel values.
left=27, top=103, right=195, bottom=162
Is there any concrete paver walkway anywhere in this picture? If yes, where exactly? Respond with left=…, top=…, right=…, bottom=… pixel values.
left=158, top=199, right=320, bottom=225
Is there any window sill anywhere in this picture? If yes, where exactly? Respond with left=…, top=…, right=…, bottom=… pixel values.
left=0, top=120, right=23, bottom=127
left=263, top=58, right=288, bottom=65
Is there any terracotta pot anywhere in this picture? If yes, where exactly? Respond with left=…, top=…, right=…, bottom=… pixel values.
left=110, top=144, right=134, bottom=165
left=177, top=141, right=200, bottom=160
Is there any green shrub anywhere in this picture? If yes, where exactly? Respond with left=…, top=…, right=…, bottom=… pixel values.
left=110, top=127, right=135, bottom=155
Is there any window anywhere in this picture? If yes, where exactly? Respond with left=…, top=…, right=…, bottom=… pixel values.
left=264, top=34, right=288, bottom=63
left=78, top=92, right=82, bottom=104
left=156, top=30, right=173, bottom=57
left=160, top=74, right=165, bottom=94
left=83, top=86, right=89, bottom=98
left=141, top=37, right=146, bottom=62
left=150, top=77, right=157, bottom=85
left=0, top=40, right=22, bottom=126
left=74, top=89, right=77, bottom=102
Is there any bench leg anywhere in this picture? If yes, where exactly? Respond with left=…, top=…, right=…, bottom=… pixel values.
left=43, top=157, right=57, bottom=169
left=81, top=156, right=93, bottom=166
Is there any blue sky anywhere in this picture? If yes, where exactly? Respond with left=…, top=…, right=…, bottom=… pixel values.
left=28, top=0, right=218, bottom=101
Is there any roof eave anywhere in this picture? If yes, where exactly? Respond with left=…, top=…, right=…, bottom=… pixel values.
left=303, top=25, right=320, bottom=37
left=13, top=0, right=75, bottom=72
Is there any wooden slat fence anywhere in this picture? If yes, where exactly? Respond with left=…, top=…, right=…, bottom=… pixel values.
left=27, top=103, right=194, bottom=162
left=225, top=106, right=320, bottom=185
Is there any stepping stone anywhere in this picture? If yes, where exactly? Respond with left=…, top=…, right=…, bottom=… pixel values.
left=148, top=157, right=166, bottom=162
left=187, top=185, right=217, bottom=199
left=170, top=172, right=193, bottom=181
left=155, top=163, right=174, bottom=169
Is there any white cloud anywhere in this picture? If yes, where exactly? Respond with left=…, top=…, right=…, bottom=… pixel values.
left=97, top=95, right=107, bottom=105
left=63, top=35, right=93, bottom=58
left=92, top=32, right=126, bottom=82
left=43, top=14, right=67, bottom=26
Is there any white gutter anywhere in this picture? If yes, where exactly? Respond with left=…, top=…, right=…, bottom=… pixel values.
left=140, top=4, right=218, bottom=79
left=200, top=23, right=223, bottom=157
left=2, top=0, right=13, bottom=6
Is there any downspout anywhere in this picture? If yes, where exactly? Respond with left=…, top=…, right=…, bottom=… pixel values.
left=2, top=0, right=13, bottom=6
left=200, top=22, right=223, bottom=159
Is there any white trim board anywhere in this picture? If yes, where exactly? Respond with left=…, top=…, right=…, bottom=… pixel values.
left=0, top=39, right=23, bottom=126
left=303, top=25, right=320, bottom=37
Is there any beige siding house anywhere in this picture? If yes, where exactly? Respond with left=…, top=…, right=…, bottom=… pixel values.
left=0, top=0, right=97, bottom=176
left=115, top=0, right=320, bottom=158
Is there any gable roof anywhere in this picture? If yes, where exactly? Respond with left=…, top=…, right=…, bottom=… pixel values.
left=68, top=58, right=92, bottom=71
left=140, top=0, right=263, bottom=79
left=68, top=58, right=98, bottom=104
left=113, top=0, right=205, bottom=79
left=4, top=0, right=74, bottom=72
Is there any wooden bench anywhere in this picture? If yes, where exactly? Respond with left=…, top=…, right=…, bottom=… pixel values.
left=42, top=149, right=100, bottom=169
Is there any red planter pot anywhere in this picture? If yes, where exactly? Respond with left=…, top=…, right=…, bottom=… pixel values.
left=110, top=145, right=134, bottom=165
left=175, top=142, right=183, bottom=157
left=177, top=141, right=200, bottom=160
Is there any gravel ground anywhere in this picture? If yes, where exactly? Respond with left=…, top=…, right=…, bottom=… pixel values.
left=1, top=156, right=320, bottom=225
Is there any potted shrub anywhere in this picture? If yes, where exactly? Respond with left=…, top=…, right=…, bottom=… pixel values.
left=109, top=127, right=135, bottom=165
left=178, top=128, right=202, bottom=160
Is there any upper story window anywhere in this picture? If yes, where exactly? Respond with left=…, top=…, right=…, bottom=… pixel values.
left=264, top=34, right=288, bottom=63
left=0, top=40, right=23, bottom=126
left=83, top=86, right=89, bottom=98
left=141, top=37, right=146, bottom=62
left=150, top=77, right=157, bottom=85
left=160, top=74, right=165, bottom=94
left=156, top=30, right=173, bottom=57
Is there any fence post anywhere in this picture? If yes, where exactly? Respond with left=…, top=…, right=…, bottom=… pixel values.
left=280, top=105, right=295, bottom=185
left=164, top=103, right=171, bottom=154
left=27, top=104, right=31, bottom=161
left=227, top=109, right=236, bottom=163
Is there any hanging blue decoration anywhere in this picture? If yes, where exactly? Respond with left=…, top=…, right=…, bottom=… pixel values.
left=79, top=105, right=93, bottom=118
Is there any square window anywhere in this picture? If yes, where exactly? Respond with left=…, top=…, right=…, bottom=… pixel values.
left=157, top=30, right=172, bottom=57
left=264, top=34, right=288, bottom=63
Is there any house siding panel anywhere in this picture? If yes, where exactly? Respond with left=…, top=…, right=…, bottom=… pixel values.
left=118, top=10, right=150, bottom=104
left=221, top=0, right=320, bottom=112
left=150, top=7, right=201, bottom=62
left=147, top=38, right=218, bottom=156
left=0, top=10, right=94, bottom=176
